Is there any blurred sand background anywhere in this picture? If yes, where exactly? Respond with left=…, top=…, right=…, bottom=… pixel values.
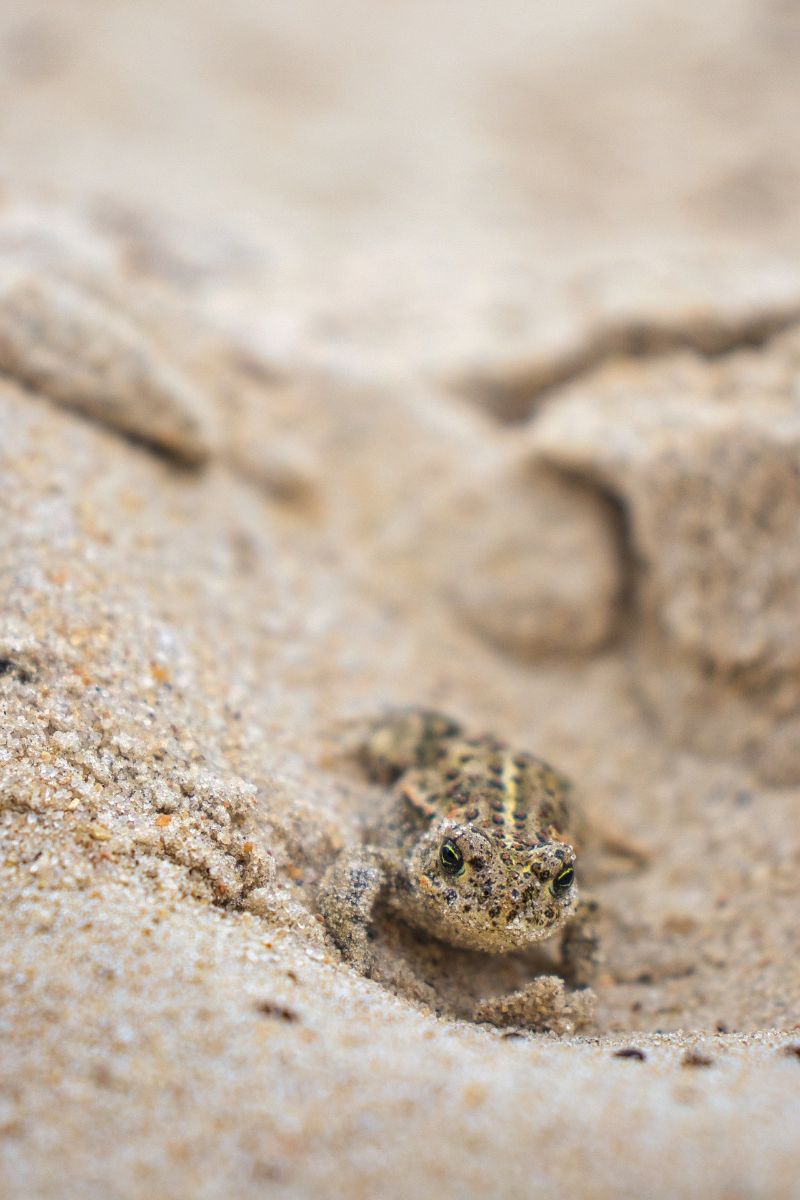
left=2, top=2, right=800, bottom=1197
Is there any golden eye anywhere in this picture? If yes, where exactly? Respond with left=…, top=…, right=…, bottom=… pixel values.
left=553, top=865, right=574, bottom=896
left=440, top=839, right=464, bottom=876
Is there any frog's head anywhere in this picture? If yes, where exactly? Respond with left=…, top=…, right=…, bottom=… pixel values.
left=403, top=817, right=578, bottom=952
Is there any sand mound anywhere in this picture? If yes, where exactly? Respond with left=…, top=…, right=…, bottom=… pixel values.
left=1, top=195, right=799, bottom=1198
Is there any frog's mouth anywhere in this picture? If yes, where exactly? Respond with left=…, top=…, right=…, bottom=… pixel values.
left=430, top=904, right=563, bottom=953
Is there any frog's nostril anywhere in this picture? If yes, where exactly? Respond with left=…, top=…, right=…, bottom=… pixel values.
left=519, top=878, right=540, bottom=906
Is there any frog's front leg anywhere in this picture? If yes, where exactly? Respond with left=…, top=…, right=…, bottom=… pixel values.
left=317, top=847, right=387, bottom=974
left=560, top=897, right=601, bottom=988
left=472, top=976, right=596, bottom=1034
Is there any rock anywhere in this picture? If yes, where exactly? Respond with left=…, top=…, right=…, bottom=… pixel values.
left=0, top=264, right=215, bottom=464
left=530, top=333, right=800, bottom=779
left=443, top=460, right=622, bottom=658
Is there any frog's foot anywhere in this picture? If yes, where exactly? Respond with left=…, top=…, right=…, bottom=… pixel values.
left=359, top=708, right=463, bottom=784
left=560, top=897, right=602, bottom=988
left=317, top=848, right=385, bottom=976
left=473, top=976, right=596, bottom=1034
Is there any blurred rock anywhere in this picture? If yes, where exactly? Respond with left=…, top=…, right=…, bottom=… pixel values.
left=531, top=332, right=800, bottom=780
left=443, top=461, right=622, bottom=658
left=0, top=263, right=215, bottom=464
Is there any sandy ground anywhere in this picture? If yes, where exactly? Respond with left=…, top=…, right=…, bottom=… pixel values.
left=2, top=4, right=800, bottom=1198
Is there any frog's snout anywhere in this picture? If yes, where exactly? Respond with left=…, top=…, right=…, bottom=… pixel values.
left=517, top=846, right=576, bottom=907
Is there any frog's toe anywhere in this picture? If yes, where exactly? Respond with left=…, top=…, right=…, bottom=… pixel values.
left=473, top=976, right=596, bottom=1034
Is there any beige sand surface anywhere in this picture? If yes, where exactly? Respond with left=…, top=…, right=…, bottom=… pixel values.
left=2, top=4, right=800, bottom=1198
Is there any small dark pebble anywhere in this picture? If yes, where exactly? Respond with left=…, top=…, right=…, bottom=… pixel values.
left=780, top=1043, right=800, bottom=1060
left=255, top=1000, right=299, bottom=1023
left=682, top=1049, right=714, bottom=1068
left=613, top=1047, right=647, bottom=1061
left=715, top=1022, right=729, bottom=1034
left=0, top=657, right=33, bottom=683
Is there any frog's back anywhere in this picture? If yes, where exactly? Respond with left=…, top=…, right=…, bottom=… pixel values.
left=359, top=709, right=575, bottom=850
left=427, top=736, right=574, bottom=847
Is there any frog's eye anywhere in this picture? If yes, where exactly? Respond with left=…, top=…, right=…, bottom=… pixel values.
left=440, top=839, right=465, bottom=876
left=553, top=865, right=575, bottom=896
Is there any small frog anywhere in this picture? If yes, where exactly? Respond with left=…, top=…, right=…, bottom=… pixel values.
left=318, top=709, right=599, bottom=1030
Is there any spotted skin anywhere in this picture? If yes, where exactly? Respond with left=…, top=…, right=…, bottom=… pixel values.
left=318, top=709, right=600, bottom=1027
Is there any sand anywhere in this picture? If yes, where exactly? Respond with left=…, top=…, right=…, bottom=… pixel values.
left=2, top=4, right=800, bottom=1198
